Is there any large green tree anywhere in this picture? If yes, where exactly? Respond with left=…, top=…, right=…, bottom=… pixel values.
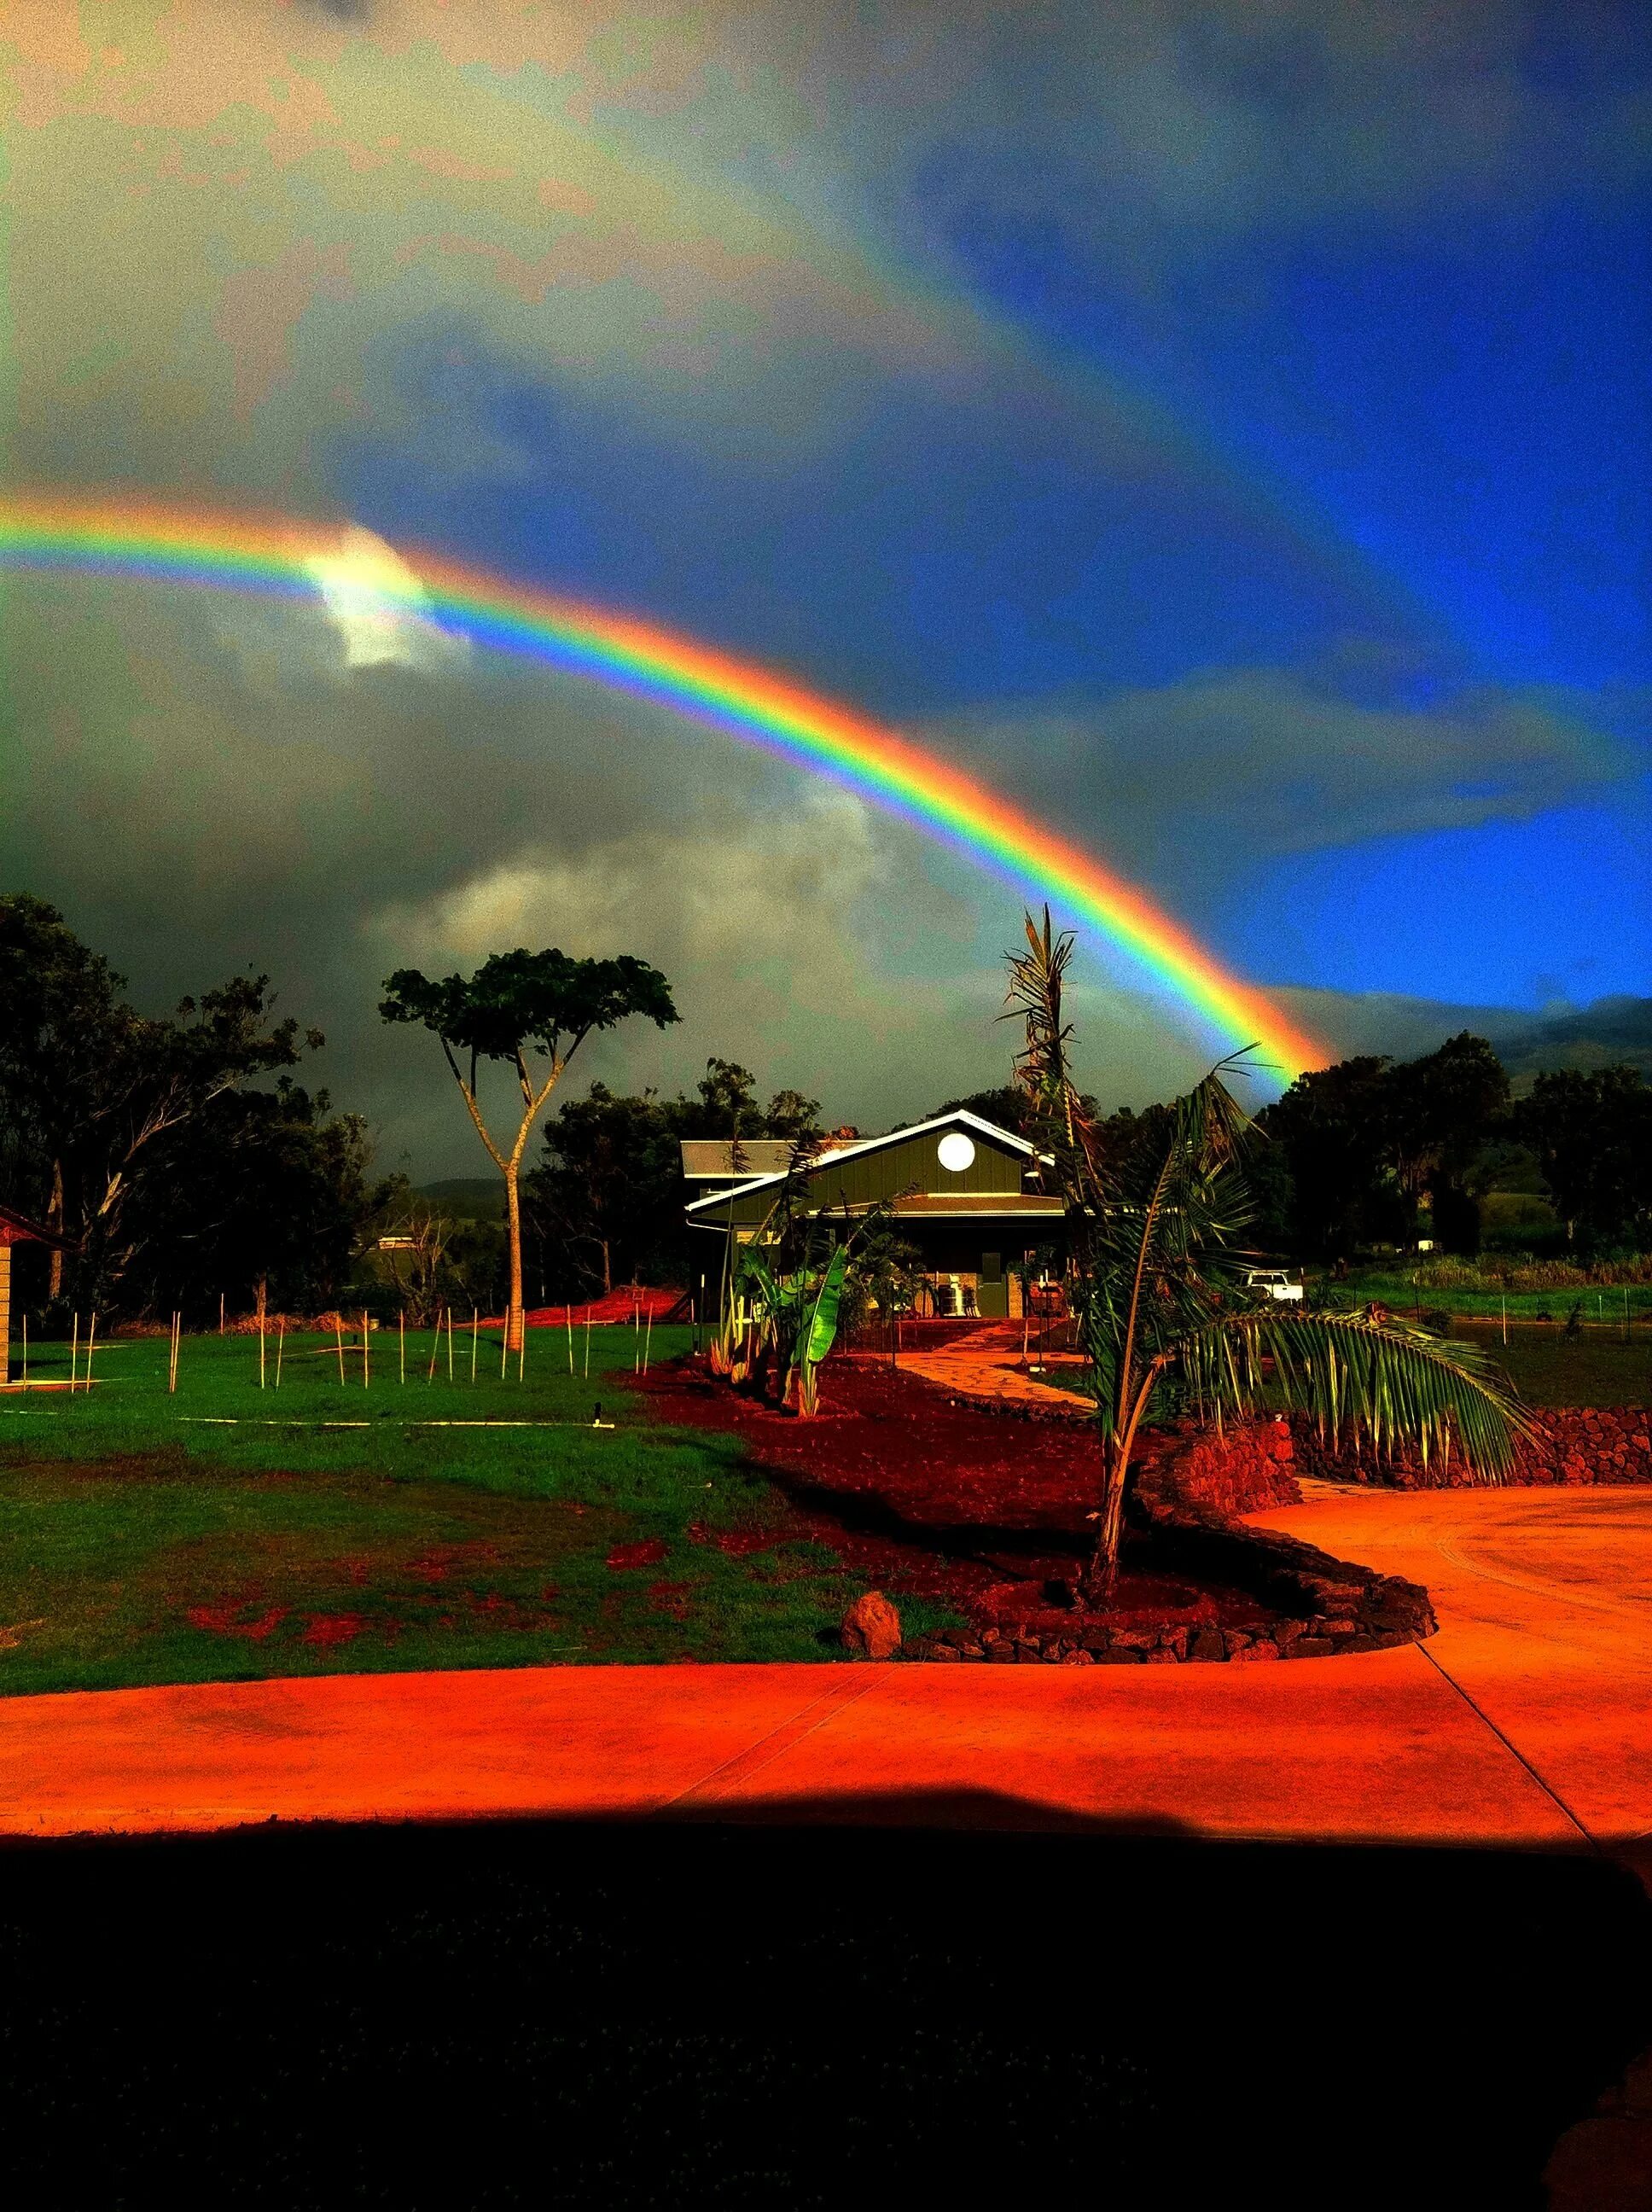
left=1259, top=1033, right=1514, bottom=1260
left=526, top=1083, right=683, bottom=1297
left=380, top=949, right=678, bottom=1349
left=526, top=1062, right=823, bottom=1302
left=0, top=895, right=321, bottom=1305
left=1516, top=1066, right=1652, bottom=1249
left=1387, top=1032, right=1510, bottom=1254
left=1255, top=1055, right=1406, bottom=1259
left=121, top=1080, right=380, bottom=1323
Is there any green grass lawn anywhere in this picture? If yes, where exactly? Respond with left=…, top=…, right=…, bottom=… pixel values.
left=0, top=1327, right=959, bottom=1697
left=1446, top=1320, right=1652, bottom=1409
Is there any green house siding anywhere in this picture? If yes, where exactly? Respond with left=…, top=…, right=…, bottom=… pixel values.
left=700, top=1126, right=1029, bottom=1230
left=810, top=1129, right=1027, bottom=1208
left=687, top=1117, right=1063, bottom=1322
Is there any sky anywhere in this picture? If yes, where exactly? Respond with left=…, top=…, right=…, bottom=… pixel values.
left=2, top=0, right=1648, bottom=1173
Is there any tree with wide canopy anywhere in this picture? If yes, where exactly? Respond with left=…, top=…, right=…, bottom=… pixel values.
left=380, top=948, right=678, bottom=1352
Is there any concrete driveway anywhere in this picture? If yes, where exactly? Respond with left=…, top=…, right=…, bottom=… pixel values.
left=2, top=1484, right=1649, bottom=1854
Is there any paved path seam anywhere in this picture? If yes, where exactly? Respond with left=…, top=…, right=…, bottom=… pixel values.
left=661, top=1668, right=894, bottom=1807
left=1412, top=1639, right=1599, bottom=1848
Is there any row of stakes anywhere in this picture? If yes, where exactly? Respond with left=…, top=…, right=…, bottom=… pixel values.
left=9, top=1302, right=661, bottom=1394
left=230, top=1302, right=659, bottom=1391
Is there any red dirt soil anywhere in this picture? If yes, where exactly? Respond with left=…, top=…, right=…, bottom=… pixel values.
left=640, top=1355, right=1277, bottom=1632
left=493, top=1287, right=683, bottom=1330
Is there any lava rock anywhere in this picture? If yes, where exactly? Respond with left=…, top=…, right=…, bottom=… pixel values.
left=840, top=1590, right=903, bottom=1660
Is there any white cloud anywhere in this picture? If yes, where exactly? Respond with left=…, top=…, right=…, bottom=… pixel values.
left=302, top=527, right=469, bottom=674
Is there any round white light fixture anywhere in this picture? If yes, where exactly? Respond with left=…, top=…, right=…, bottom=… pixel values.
left=937, top=1132, right=976, bottom=1173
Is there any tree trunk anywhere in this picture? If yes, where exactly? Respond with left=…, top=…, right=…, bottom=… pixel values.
left=504, top=1167, right=525, bottom=1353
left=48, top=1161, right=64, bottom=1302
left=601, top=1239, right=611, bottom=1296
left=1077, top=1435, right=1131, bottom=1606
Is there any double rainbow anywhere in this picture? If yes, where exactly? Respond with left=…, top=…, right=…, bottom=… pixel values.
left=0, top=492, right=1325, bottom=1077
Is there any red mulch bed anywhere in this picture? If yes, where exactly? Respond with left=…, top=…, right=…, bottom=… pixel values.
left=637, top=1354, right=1277, bottom=1633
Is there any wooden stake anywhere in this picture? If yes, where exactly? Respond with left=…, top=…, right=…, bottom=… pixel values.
left=259, top=1307, right=267, bottom=1390
left=362, top=1310, right=370, bottom=1388
left=399, top=1308, right=406, bottom=1386
left=567, top=1303, right=574, bottom=1373
left=471, top=1307, right=480, bottom=1384
left=169, top=1311, right=180, bottom=1394
left=517, top=1327, right=526, bottom=1384
left=1501, top=1293, right=1508, bottom=1347
left=70, top=1311, right=79, bottom=1393
left=446, top=1307, right=455, bottom=1382
left=219, top=1291, right=225, bottom=1336
left=20, top=1312, right=27, bottom=1388
left=642, top=1307, right=653, bottom=1377
left=584, top=1310, right=591, bottom=1378
left=428, top=1310, right=442, bottom=1382
left=84, top=1311, right=97, bottom=1394
left=276, top=1317, right=286, bottom=1388
left=500, top=1323, right=508, bottom=1382
left=334, top=1318, right=346, bottom=1385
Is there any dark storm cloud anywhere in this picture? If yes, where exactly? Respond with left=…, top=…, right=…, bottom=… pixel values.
left=5, top=2, right=1645, bottom=1167
left=941, top=671, right=1635, bottom=889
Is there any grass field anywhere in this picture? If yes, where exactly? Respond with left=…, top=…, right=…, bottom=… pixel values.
left=0, top=1327, right=960, bottom=1697
left=1446, top=1321, right=1652, bottom=1408
left=1339, top=1271, right=1652, bottom=1323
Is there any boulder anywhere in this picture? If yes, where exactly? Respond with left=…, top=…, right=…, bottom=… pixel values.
left=840, top=1590, right=903, bottom=1659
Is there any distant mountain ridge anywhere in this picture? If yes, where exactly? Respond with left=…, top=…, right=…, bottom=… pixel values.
left=1488, top=996, right=1652, bottom=1079
left=1280, top=988, right=1652, bottom=1082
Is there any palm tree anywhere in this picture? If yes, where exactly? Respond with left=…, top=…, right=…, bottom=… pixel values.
left=1001, top=914, right=1534, bottom=1604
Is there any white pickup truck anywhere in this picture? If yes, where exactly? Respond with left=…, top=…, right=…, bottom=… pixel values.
left=1242, top=1267, right=1304, bottom=1304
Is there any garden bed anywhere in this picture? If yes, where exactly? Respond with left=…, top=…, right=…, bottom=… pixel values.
left=637, top=1356, right=1435, bottom=1661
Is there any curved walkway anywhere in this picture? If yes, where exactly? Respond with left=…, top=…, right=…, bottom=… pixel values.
left=892, top=1318, right=1093, bottom=1413
left=1, top=1485, right=1649, bottom=1855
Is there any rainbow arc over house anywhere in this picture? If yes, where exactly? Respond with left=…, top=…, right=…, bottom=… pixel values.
left=0, top=493, right=1326, bottom=1076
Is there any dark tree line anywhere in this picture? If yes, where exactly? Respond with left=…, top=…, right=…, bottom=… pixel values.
left=942, top=1042, right=1652, bottom=1263
left=0, top=896, right=381, bottom=1322
left=1256, top=1033, right=1652, bottom=1260
left=455, top=1058, right=820, bottom=1313
left=525, top=1059, right=821, bottom=1301
left=4, top=894, right=1645, bottom=1319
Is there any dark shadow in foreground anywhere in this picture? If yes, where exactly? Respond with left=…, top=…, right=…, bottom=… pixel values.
left=3, top=1797, right=1649, bottom=2208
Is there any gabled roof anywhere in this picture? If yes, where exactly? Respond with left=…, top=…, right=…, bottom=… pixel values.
left=684, top=1108, right=1047, bottom=1217
left=0, top=1201, right=69, bottom=1249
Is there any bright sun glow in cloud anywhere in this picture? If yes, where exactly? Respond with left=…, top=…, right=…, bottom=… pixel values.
left=303, top=527, right=468, bottom=674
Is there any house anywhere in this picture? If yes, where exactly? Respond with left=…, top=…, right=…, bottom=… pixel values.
left=0, top=1202, right=67, bottom=1385
left=684, top=1109, right=1065, bottom=1318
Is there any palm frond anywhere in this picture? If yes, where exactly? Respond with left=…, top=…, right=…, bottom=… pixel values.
left=1178, top=1307, right=1534, bottom=1480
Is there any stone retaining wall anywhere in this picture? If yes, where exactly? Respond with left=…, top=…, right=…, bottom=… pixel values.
left=899, top=1415, right=1436, bottom=1664
left=1293, top=1406, right=1652, bottom=1488
left=1138, top=1414, right=1301, bottom=1518
left=892, top=1386, right=1648, bottom=1666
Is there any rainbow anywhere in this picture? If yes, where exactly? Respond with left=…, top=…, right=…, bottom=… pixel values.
left=0, top=492, right=1325, bottom=1077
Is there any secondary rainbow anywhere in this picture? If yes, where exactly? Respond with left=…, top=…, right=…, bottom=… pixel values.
left=0, top=493, right=1326, bottom=1076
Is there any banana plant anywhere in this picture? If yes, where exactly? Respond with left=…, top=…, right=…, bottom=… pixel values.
left=787, top=1243, right=852, bottom=1416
